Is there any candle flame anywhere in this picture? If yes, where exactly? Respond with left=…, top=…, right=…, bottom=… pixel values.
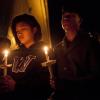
left=43, top=46, right=48, bottom=55
left=3, top=50, right=9, bottom=57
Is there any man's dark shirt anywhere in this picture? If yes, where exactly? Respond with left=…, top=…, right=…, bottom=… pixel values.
left=52, top=32, right=100, bottom=99
left=54, top=33, right=100, bottom=80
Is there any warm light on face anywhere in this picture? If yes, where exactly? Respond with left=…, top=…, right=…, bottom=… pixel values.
left=43, top=46, right=48, bottom=55
left=3, top=50, right=9, bottom=57
left=16, top=22, right=34, bottom=47
left=61, top=12, right=81, bottom=32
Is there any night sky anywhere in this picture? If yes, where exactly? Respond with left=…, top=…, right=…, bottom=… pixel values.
left=48, top=0, right=100, bottom=46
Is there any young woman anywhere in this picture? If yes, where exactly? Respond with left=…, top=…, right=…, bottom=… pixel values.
left=0, top=14, right=52, bottom=99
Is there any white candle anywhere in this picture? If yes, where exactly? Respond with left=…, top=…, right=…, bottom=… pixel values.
left=43, top=46, right=49, bottom=62
left=43, top=46, right=53, bottom=79
left=3, top=50, right=9, bottom=76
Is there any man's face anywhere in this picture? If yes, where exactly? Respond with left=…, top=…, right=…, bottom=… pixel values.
left=61, top=12, right=81, bottom=32
left=16, top=22, right=35, bottom=45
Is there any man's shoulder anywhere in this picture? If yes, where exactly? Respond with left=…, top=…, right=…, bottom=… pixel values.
left=79, top=32, right=98, bottom=44
left=53, top=41, right=65, bottom=54
left=54, top=41, right=64, bottom=49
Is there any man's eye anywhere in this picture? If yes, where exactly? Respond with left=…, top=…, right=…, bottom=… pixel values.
left=64, top=15, right=71, bottom=18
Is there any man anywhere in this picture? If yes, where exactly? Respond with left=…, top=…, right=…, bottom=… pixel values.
left=52, top=3, right=100, bottom=100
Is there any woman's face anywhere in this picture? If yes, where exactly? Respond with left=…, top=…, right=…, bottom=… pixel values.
left=16, top=22, right=35, bottom=46
left=61, top=12, right=81, bottom=32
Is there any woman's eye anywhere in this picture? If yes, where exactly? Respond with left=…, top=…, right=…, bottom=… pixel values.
left=16, top=31, right=19, bottom=34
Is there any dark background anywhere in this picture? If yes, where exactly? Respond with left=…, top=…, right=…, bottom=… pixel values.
left=48, top=0, right=100, bottom=46
left=0, top=0, right=14, bottom=36
left=0, top=0, right=100, bottom=46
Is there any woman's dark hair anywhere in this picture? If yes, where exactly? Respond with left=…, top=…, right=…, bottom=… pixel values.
left=11, top=14, right=42, bottom=46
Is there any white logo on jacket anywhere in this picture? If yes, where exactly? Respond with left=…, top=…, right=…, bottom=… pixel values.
left=12, top=55, right=36, bottom=73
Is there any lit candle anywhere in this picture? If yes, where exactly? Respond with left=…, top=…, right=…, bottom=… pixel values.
left=43, top=46, right=49, bottom=62
left=43, top=46, right=53, bottom=79
left=3, top=49, right=9, bottom=76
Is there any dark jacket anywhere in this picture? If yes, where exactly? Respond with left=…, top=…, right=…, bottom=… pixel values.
left=5, top=42, right=51, bottom=99
left=52, top=33, right=100, bottom=99
left=54, top=33, right=100, bottom=81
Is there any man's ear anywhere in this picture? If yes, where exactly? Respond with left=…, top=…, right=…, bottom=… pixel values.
left=78, top=17, right=83, bottom=27
left=80, top=17, right=83, bottom=24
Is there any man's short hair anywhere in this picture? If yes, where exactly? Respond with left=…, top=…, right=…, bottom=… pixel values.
left=62, top=2, right=83, bottom=17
